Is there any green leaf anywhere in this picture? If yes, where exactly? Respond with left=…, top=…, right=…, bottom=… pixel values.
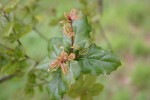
left=62, top=61, right=81, bottom=86
left=37, top=57, right=51, bottom=69
left=68, top=74, right=103, bottom=99
left=47, top=71, right=68, bottom=100
left=72, top=15, right=92, bottom=48
left=25, top=72, right=36, bottom=96
left=80, top=94, right=92, bottom=100
left=62, top=33, right=71, bottom=50
left=4, top=0, right=20, bottom=13
left=77, top=43, right=121, bottom=75
left=48, top=37, right=63, bottom=59
left=14, top=46, right=25, bottom=59
left=88, top=83, right=104, bottom=96
left=79, top=0, right=87, bottom=5
left=2, top=22, right=14, bottom=37
left=15, top=24, right=32, bottom=37
left=46, top=61, right=81, bottom=100
left=0, top=45, right=27, bottom=74
left=49, top=18, right=59, bottom=26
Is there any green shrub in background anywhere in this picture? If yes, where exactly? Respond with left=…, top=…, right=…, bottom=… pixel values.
left=132, top=39, right=150, bottom=57
left=1, top=0, right=150, bottom=100
left=132, top=62, right=150, bottom=91
left=0, top=0, right=121, bottom=100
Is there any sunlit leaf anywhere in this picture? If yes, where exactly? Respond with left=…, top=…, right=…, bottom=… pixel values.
left=88, top=83, right=104, bottom=96
left=4, top=0, right=20, bottom=13
left=49, top=18, right=58, bottom=26
left=14, top=22, right=32, bottom=37
left=68, top=74, right=104, bottom=100
left=2, top=22, right=14, bottom=37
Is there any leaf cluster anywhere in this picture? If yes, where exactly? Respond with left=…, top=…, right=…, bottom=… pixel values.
left=46, top=10, right=121, bottom=100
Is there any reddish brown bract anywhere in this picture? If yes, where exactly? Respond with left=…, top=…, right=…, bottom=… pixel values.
left=64, top=9, right=79, bottom=21
left=50, top=51, right=75, bottom=74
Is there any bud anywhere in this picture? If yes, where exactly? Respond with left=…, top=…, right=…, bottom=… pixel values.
left=49, top=50, right=76, bottom=74
left=63, top=24, right=75, bottom=38
left=61, top=63, right=68, bottom=75
left=50, top=60, right=59, bottom=68
left=64, top=9, right=80, bottom=21
left=68, top=53, right=75, bottom=60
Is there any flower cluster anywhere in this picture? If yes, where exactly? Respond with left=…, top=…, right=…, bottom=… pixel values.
left=50, top=51, right=75, bottom=74
left=49, top=9, right=80, bottom=74
left=63, top=23, right=75, bottom=38
left=61, top=9, right=80, bottom=38
left=64, top=9, right=79, bottom=22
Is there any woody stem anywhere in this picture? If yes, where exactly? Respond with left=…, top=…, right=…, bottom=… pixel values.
left=70, top=20, right=74, bottom=53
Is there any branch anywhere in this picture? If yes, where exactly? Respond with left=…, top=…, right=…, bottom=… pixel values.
left=25, top=7, right=49, bottom=42
left=1, top=12, right=48, bottom=83
left=3, top=11, right=22, bottom=45
left=0, top=43, right=13, bottom=51
left=0, top=72, right=19, bottom=83
left=33, top=27, right=49, bottom=41
left=36, top=75, right=49, bottom=83
left=99, top=22, right=112, bottom=50
left=30, top=81, right=49, bottom=87
left=3, top=11, right=41, bottom=61
left=70, top=20, right=74, bottom=53
left=98, top=0, right=112, bottom=50
left=98, top=0, right=103, bottom=15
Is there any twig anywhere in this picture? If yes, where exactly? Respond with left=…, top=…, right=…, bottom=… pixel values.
left=99, top=22, right=112, bottom=50
left=2, top=12, right=44, bottom=83
left=0, top=71, right=19, bottom=83
left=0, top=43, right=13, bottom=51
left=98, top=0, right=112, bottom=50
left=30, top=55, right=47, bottom=71
left=33, top=27, right=49, bottom=41
left=3, top=11, right=21, bottom=45
left=98, top=0, right=103, bottom=15
left=29, top=81, right=49, bottom=87
left=70, top=20, right=74, bottom=53
left=25, top=7, right=49, bottom=42
left=36, top=75, right=49, bottom=83
left=3, top=11, right=41, bottom=60
left=1, top=11, right=48, bottom=83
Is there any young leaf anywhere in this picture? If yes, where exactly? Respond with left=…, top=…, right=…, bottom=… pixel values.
left=25, top=72, right=36, bottom=96
left=77, top=43, right=121, bottom=75
left=47, top=71, right=68, bottom=100
left=68, top=74, right=103, bottom=100
left=4, top=0, right=20, bottom=13
left=62, top=33, right=71, bottom=50
left=72, top=15, right=92, bottom=48
left=14, top=22, right=32, bottom=37
left=48, top=37, right=63, bottom=59
left=1, top=22, right=14, bottom=37
left=62, top=61, right=81, bottom=86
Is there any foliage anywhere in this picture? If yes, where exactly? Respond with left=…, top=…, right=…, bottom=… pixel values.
left=0, top=0, right=123, bottom=100
left=68, top=74, right=104, bottom=100
left=132, top=62, right=150, bottom=90
left=46, top=9, right=121, bottom=99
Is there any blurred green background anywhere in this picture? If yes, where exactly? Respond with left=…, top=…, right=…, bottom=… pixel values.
left=0, top=0, right=150, bottom=100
